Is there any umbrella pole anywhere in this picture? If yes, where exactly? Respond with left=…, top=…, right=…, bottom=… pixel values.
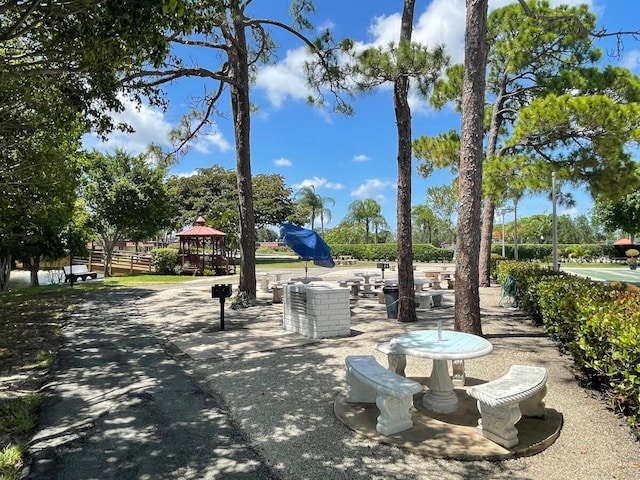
left=305, top=261, right=308, bottom=278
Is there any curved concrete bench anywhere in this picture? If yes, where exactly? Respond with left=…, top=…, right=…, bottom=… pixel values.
left=466, top=365, right=548, bottom=448
left=345, top=355, right=422, bottom=435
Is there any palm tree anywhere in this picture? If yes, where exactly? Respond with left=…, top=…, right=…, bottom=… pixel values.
left=346, top=198, right=383, bottom=243
left=412, top=204, right=436, bottom=243
left=295, top=186, right=322, bottom=231
left=372, top=214, right=390, bottom=243
left=318, top=195, right=335, bottom=235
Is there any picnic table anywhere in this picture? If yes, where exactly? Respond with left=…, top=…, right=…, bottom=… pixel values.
left=256, top=270, right=292, bottom=292
left=355, top=271, right=381, bottom=295
left=390, top=327, right=493, bottom=413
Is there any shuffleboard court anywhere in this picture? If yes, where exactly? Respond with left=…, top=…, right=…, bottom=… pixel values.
left=561, top=266, right=640, bottom=286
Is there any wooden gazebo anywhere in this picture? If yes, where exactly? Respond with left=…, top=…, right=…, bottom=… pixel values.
left=176, top=216, right=231, bottom=275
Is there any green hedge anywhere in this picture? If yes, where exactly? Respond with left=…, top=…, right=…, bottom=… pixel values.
left=328, top=243, right=454, bottom=262
left=491, top=243, right=617, bottom=261
left=499, top=260, right=639, bottom=426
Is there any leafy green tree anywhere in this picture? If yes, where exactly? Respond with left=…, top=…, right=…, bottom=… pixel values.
left=592, top=190, right=640, bottom=243
left=412, top=205, right=436, bottom=244
left=256, top=227, right=279, bottom=243
left=426, top=185, right=458, bottom=245
left=81, top=149, right=173, bottom=276
left=349, top=0, right=449, bottom=322
left=324, top=222, right=366, bottom=245
left=125, top=1, right=349, bottom=305
left=0, top=98, right=84, bottom=289
left=167, top=167, right=295, bottom=234
left=1, top=1, right=182, bottom=143
left=416, top=1, right=640, bottom=309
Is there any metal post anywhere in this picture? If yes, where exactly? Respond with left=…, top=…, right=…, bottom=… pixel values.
left=552, top=172, right=559, bottom=271
left=219, top=297, right=225, bottom=331
left=513, top=199, right=519, bottom=261
left=68, top=220, right=74, bottom=287
left=501, top=209, right=506, bottom=257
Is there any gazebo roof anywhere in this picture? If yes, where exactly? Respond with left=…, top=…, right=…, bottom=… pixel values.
left=177, top=216, right=226, bottom=238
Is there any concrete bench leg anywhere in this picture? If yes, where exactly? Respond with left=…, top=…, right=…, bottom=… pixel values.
left=431, top=294, right=443, bottom=307
left=519, top=385, right=547, bottom=418
left=476, top=402, right=521, bottom=448
left=417, top=295, right=433, bottom=309
left=376, top=394, right=415, bottom=435
left=272, top=286, right=283, bottom=303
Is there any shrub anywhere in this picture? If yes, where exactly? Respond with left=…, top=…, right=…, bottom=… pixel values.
left=151, top=248, right=179, bottom=275
left=575, top=291, right=640, bottom=425
left=527, top=274, right=638, bottom=426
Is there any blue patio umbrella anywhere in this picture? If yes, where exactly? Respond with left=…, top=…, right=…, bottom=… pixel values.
left=279, top=222, right=335, bottom=277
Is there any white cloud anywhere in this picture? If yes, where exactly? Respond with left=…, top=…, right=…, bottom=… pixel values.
left=83, top=96, right=231, bottom=155
left=174, top=170, right=199, bottom=178
left=293, top=176, right=345, bottom=190
left=353, top=154, right=371, bottom=162
left=255, top=48, right=311, bottom=107
left=83, top=98, right=172, bottom=154
left=274, top=157, right=293, bottom=167
left=351, top=178, right=396, bottom=200
left=191, top=131, right=231, bottom=153
left=620, top=49, right=640, bottom=71
left=253, top=0, right=595, bottom=111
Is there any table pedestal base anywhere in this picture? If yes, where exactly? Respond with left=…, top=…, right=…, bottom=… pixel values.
left=423, top=359, right=458, bottom=413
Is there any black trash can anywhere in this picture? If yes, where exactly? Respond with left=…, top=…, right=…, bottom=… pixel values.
left=382, top=285, right=399, bottom=319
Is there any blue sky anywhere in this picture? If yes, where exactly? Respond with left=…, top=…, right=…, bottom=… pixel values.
left=85, top=0, right=640, bottom=232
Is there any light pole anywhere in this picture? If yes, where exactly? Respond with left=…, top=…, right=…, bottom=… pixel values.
left=498, top=208, right=507, bottom=257
left=68, top=220, right=74, bottom=287
left=513, top=198, right=519, bottom=260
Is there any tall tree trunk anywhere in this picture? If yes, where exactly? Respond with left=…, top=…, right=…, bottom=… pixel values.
left=228, top=13, right=257, bottom=304
left=29, top=256, right=40, bottom=287
left=478, top=74, right=507, bottom=286
left=395, top=0, right=417, bottom=323
left=455, top=0, right=489, bottom=335
left=479, top=196, right=496, bottom=285
left=0, top=253, right=10, bottom=291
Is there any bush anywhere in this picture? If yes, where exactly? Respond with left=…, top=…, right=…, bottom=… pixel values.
left=151, top=248, right=179, bottom=275
left=574, top=290, right=640, bottom=425
left=515, top=269, right=639, bottom=426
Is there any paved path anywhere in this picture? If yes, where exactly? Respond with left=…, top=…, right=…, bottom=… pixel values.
left=26, top=288, right=280, bottom=480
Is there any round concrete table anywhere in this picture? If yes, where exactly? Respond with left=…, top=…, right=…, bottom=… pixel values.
left=390, top=329, right=493, bottom=413
left=354, top=271, right=381, bottom=295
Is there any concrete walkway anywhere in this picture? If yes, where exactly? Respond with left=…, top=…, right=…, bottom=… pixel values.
left=26, top=288, right=280, bottom=479
left=26, top=266, right=640, bottom=479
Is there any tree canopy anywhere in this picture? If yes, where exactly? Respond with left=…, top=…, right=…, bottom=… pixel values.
left=81, top=149, right=173, bottom=275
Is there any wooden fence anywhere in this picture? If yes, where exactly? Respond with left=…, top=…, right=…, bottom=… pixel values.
left=84, top=250, right=155, bottom=275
